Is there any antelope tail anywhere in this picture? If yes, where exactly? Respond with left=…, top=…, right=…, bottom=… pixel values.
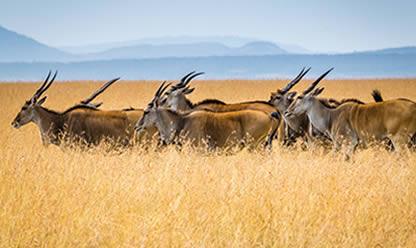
left=371, top=89, right=384, bottom=102
left=265, top=111, right=282, bottom=148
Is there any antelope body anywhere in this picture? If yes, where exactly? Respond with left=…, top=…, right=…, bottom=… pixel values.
left=136, top=82, right=280, bottom=149
left=13, top=105, right=143, bottom=146
left=11, top=72, right=150, bottom=147
left=137, top=108, right=279, bottom=149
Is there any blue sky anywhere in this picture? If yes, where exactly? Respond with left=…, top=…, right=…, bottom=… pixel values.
left=1, top=0, right=415, bottom=53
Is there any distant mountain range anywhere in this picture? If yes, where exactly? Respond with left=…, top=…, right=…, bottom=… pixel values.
left=82, top=41, right=288, bottom=61
left=2, top=25, right=416, bottom=63
left=59, top=36, right=311, bottom=54
left=0, top=26, right=288, bottom=62
left=59, top=36, right=259, bottom=54
left=1, top=25, right=416, bottom=80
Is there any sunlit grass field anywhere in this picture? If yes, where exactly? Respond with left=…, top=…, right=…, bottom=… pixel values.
left=1, top=78, right=416, bottom=247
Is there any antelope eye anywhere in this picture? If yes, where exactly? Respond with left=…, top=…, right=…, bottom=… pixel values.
left=297, top=96, right=303, bottom=100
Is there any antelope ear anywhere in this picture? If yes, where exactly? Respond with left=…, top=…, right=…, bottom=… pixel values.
left=288, top=91, right=297, bottom=100
left=29, top=97, right=36, bottom=105
left=37, top=96, right=47, bottom=105
left=91, top=102, right=103, bottom=108
left=184, top=87, right=195, bottom=95
left=314, top=87, right=325, bottom=96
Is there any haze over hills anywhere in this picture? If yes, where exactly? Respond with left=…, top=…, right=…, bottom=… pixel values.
left=0, top=26, right=290, bottom=62
left=0, top=25, right=415, bottom=80
left=59, top=36, right=311, bottom=54
left=59, top=36, right=258, bottom=54
left=84, top=41, right=288, bottom=61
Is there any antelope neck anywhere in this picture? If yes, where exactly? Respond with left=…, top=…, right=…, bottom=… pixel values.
left=156, top=108, right=184, bottom=143
left=306, top=98, right=334, bottom=135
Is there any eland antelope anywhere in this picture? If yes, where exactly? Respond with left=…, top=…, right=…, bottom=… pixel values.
left=159, top=72, right=283, bottom=141
left=135, top=82, right=280, bottom=150
left=270, top=68, right=386, bottom=148
left=285, top=86, right=416, bottom=159
left=11, top=71, right=149, bottom=147
left=269, top=68, right=334, bottom=146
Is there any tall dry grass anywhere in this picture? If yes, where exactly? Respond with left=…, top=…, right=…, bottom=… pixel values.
left=1, top=78, right=416, bottom=247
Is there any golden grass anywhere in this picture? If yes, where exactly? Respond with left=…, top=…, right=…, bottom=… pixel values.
left=1, top=78, right=416, bottom=247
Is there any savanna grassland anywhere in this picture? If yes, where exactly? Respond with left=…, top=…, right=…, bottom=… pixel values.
left=1, top=78, right=416, bottom=247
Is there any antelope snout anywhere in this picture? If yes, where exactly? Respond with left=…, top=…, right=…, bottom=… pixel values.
left=270, top=111, right=280, bottom=120
left=11, top=120, right=20, bottom=129
left=134, top=125, right=143, bottom=132
left=284, top=111, right=293, bottom=118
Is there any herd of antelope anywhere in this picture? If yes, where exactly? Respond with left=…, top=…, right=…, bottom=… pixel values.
left=11, top=68, right=416, bottom=159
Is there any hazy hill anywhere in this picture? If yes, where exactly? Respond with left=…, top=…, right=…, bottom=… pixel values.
left=1, top=26, right=415, bottom=80
left=60, top=36, right=257, bottom=54
left=0, top=27, right=289, bottom=61
left=83, top=41, right=287, bottom=60
left=0, top=26, right=73, bottom=62
left=85, top=42, right=231, bottom=60
left=232, top=42, right=287, bottom=55
left=60, top=36, right=309, bottom=54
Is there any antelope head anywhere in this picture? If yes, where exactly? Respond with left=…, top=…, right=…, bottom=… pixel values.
left=269, top=67, right=310, bottom=111
left=158, top=71, right=204, bottom=110
left=285, top=87, right=326, bottom=118
left=285, top=68, right=333, bottom=118
left=135, top=81, right=171, bottom=132
left=11, top=71, right=57, bottom=128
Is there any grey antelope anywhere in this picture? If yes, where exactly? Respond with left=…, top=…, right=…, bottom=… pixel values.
left=269, top=67, right=334, bottom=146
left=11, top=71, right=149, bottom=147
left=135, top=82, right=280, bottom=150
left=270, top=68, right=386, bottom=147
left=284, top=86, right=416, bottom=159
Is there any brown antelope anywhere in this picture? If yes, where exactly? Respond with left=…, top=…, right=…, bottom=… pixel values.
left=369, top=89, right=416, bottom=149
left=159, top=71, right=283, bottom=141
left=11, top=71, right=150, bottom=147
left=285, top=86, right=416, bottom=159
left=135, top=82, right=280, bottom=150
